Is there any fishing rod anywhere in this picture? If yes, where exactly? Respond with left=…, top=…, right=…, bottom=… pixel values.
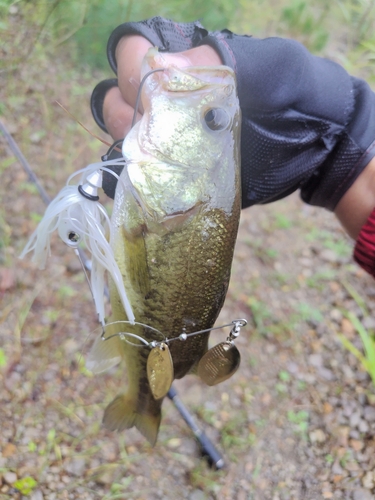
left=0, top=119, right=225, bottom=469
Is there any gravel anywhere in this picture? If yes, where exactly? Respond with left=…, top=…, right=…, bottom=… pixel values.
left=2, top=50, right=375, bottom=500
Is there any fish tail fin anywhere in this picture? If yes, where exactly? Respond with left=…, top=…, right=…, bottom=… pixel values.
left=103, top=394, right=161, bottom=446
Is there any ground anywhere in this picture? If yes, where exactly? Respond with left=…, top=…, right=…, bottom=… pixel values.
left=2, top=28, right=375, bottom=500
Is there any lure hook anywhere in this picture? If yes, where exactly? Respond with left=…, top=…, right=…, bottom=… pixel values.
left=131, top=68, right=165, bottom=128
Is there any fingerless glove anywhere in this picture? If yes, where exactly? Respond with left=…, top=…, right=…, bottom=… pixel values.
left=92, top=17, right=375, bottom=210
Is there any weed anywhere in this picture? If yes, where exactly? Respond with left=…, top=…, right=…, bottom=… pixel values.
left=338, top=311, right=375, bottom=385
left=265, top=248, right=278, bottom=259
left=247, top=297, right=273, bottom=334
left=13, top=476, right=38, bottom=495
left=280, top=0, right=329, bottom=52
left=30, top=212, right=43, bottom=223
left=0, top=155, right=15, bottom=173
left=287, top=409, right=309, bottom=438
left=0, top=211, right=11, bottom=262
left=74, top=352, right=93, bottom=377
left=342, top=280, right=369, bottom=316
left=276, top=371, right=291, bottom=394
left=306, top=269, right=337, bottom=290
left=275, top=382, right=288, bottom=394
left=28, top=441, right=37, bottom=452
left=339, top=450, right=353, bottom=469
left=297, top=380, right=307, bottom=391
left=279, top=370, right=291, bottom=382
left=0, top=348, right=7, bottom=367
left=306, top=227, right=352, bottom=259
left=57, top=284, right=77, bottom=298
left=294, top=303, right=323, bottom=325
left=273, top=213, right=293, bottom=230
left=189, top=466, right=222, bottom=494
left=337, top=285, right=375, bottom=386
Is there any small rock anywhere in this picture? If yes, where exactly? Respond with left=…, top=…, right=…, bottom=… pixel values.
left=0, top=267, right=15, bottom=292
left=309, top=354, right=323, bottom=367
left=286, top=361, right=299, bottom=374
left=342, top=365, right=355, bottom=381
left=3, top=471, right=17, bottom=485
left=101, top=442, right=117, bottom=462
left=358, top=394, right=368, bottom=405
left=189, top=489, right=207, bottom=500
left=95, top=468, right=118, bottom=486
left=299, top=257, right=313, bottom=267
left=352, top=488, right=374, bottom=500
left=30, top=490, right=44, bottom=500
left=341, top=318, right=355, bottom=338
left=345, top=461, right=360, bottom=472
left=343, top=401, right=357, bottom=418
left=350, top=430, right=360, bottom=440
left=309, top=429, right=326, bottom=444
left=321, top=249, right=339, bottom=263
left=363, top=317, right=375, bottom=330
left=350, top=411, right=362, bottom=429
left=63, top=339, right=78, bottom=356
left=167, top=438, right=181, bottom=449
left=350, top=439, right=364, bottom=452
left=358, top=419, right=369, bottom=433
left=362, top=471, right=375, bottom=490
left=337, top=426, right=350, bottom=446
left=330, top=308, right=343, bottom=322
left=64, top=458, right=85, bottom=476
left=329, top=396, right=340, bottom=407
left=2, top=443, right=16, bottom=457
left=364, top=406, right=375, bottom=422
left=318, top=367, right=335, bottom=381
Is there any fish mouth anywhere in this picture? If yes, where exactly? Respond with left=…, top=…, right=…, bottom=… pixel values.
left=142, top=47, right=236, bottom=89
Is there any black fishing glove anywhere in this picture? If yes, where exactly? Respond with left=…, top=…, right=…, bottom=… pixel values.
left=91, top=16, right=375, bottom=210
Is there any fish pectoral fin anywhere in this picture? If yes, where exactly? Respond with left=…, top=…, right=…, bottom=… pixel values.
left=86, top=326, right=122, bottom=374
left=103, top=394, right=161, bottom=447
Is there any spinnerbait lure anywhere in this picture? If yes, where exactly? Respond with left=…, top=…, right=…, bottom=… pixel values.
left=20, top=159, right=135, bottom=325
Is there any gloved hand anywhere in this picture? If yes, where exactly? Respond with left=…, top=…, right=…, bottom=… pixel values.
left=91, top=17, right=375, bottom=211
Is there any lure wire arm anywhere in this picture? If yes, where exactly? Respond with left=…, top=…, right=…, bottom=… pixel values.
left=101, top=319, right=247, bottom=349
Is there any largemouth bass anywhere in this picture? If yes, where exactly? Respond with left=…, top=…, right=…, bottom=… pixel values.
left=88, top=49, right=241, bottom=445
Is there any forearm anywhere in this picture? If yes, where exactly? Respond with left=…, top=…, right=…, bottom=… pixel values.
left=335, top=156, right=375, bottom=239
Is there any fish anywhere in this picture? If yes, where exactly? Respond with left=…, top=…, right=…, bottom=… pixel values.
left=87, top=48, right=241, bottom=446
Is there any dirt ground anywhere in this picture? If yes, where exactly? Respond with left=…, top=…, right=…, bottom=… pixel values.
left=2, top=34, right=375, bottom=500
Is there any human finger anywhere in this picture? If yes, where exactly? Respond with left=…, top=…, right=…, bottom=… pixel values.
left=115, top=35, right=153, bottom=110
left=115, top=36, right=221, bottom=110
left=103, top=86, right=141, bottom=140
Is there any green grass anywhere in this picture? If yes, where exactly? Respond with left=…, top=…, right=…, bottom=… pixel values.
left=287, top=409, right=309, bottom=438
left=337, top=283, right=375, bottom=386
left=338, top=311, right=375, bottom=384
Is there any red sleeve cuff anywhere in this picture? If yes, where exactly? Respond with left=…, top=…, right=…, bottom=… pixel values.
left=354, top=206, right=375, bottom=277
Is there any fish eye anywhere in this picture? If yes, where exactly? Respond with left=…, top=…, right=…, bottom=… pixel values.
left=204, top=108, right=230, bottom=131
